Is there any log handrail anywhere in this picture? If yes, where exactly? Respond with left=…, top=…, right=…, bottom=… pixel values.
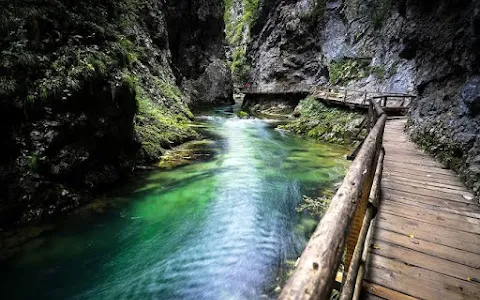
left=279, top=98, right=387, bottom=300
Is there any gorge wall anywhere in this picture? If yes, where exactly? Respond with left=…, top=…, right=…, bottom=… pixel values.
left=0, top=0, right=232, bottom=227
left=246, top=0, right=480, bottom=198
left=224, top=0, right=260, bottom=87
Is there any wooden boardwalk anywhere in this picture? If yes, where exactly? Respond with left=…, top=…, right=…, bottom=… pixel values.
left=241, top=85, right=415, bottom=115
left=363, top=118, right=480, bottom=300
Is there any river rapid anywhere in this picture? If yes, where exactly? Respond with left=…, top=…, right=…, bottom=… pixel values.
left=1, top=106, right=349, bottom=300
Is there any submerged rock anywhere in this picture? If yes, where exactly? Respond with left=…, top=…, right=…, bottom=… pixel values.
left=158, top=140, right=219, bottom=170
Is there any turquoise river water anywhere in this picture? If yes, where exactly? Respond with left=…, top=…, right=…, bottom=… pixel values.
left=0, top=106, right=349, bottom=300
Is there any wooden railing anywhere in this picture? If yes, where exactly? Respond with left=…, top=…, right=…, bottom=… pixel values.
left=279, top=99, right=386, bottom=300
left=242, top=84, right=415, bottom=110
left=311, top=86, right=415, bottom=109
left=241, top=84, right=312, bottom=94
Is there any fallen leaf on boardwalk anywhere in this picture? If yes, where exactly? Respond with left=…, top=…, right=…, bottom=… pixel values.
left=463, top=194, right=474, bottom=201
left=467, top=276, right=472, bottom=282
left=373, top=244, right=381, bottom=250
left=408, top=234, right=415, bottom=239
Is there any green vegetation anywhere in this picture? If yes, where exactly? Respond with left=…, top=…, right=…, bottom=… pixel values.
left=224, top=0, right=259, bottom=83
left=370, top=0, right=393, bottom=30
left=329, top=58, right=387, bottom=85
left=329, top=58, right=370, bottom=85
left=408, top=120, right=465, bottom=172
left=158, top=140, right=217, bottom=169
left=279, top=97, right=363, bottom=145
left=1, top=0, right=200, bottom=165
left=237, top=110, right=249, bottom=118
left=296, top=195, right=331, bottom=217
left=224, top=0, right=259, bottom=45
left=1, top=0, right=149, bottom=106
left=134, top=81, right=198, bottom=163
left=370, top=65, right=386, bottom=80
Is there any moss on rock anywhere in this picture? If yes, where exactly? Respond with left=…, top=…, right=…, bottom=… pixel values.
left=158, top=139, right=217, bottom=169
left=328, top=58, right=388, bottom=85
left=278, top=96, right=363, bottom=145
left=134, top=80, right=199, bottom=164
left=224, top=0, right=259, bottom=85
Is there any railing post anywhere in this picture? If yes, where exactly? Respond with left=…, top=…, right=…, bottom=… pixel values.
left=344, top=148, right=377, bottom=272
left=343, top=88, right=347, bottom=104
left=367, top=101, right=372, bottom=133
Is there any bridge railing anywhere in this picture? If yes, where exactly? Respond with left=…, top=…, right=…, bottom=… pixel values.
left=311, top=85, right=415, bottom=109
left=241, top=84, right=415, bottom=109
left=240, top=83, right=312, bottom=94
left=279, top=99, right=386, bottom=300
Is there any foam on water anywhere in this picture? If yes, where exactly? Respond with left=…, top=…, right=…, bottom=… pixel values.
left=1, top=109, right=349, bottom=300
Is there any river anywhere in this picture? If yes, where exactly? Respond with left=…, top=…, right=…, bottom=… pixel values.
left=0, top=106, right=349, bottom=300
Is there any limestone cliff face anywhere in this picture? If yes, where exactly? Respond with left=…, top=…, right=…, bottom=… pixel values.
left=224, top=0, right=260, bottom=87
left=167, top=0, right=233, bottom=106
left=248, top=0, right=415, bottom=92
left=0, top=0, right=232, bottom=227
left=247, top=0, right=480, bottom=198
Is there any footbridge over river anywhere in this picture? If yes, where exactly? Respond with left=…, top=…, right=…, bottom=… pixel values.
left=241, top=84, right=416, bottom=115
left=244, top=85, right=480, bottom=299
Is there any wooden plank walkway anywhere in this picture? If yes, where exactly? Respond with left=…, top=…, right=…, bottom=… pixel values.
left=241, top=85, right=414, bottom=115
left=363, top=118, right=480, bottom=300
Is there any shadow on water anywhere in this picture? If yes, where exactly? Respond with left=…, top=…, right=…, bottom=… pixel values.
left=0, top=104, right=349, bottom=300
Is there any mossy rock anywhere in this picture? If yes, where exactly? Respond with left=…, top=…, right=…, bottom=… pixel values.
left=279, top=96, right=363, bottom=145
left=237, top=110, right=249, bottom=118
left=158, top=139, right=218, bottom=169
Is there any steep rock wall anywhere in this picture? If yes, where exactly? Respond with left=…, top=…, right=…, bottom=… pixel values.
left=167, top=0, right=233, bottom=106
left=224, top=0, right=260, bottom=87
left=248, top=0, right=415, bottom=92
left=406, top=0, right=480, bottom=198
left=0, top=0, right=232, bottom=227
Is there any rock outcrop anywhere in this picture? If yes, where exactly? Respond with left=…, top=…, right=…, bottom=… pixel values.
left=0, top=0, right=232, bottom=227
left=247, top=0, right=416, bottom=92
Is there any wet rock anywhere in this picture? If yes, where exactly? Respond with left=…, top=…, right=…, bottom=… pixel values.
left=183, top=59, right=234, bottom=107
left=158, top=140, right=218, bottom=169
left=461, top=76, right=480, bottom=116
